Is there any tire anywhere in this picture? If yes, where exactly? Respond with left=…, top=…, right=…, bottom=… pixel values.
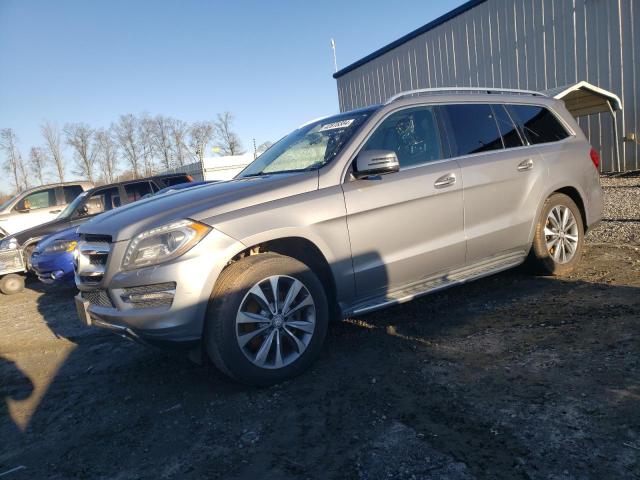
left=204, top=252, right=329, bottom=386
left=528, top=193, right=584, bottom=276
left=24, top=244, right=37, bottom=275
left=0, top=273, right=25, bottom=295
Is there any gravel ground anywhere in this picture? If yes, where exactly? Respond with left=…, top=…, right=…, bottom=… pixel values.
left=0, top=179, right=639, bottom=480
left=587, top=175, right=640, bottom=245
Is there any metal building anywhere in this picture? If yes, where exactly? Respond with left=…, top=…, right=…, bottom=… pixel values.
left=333, top=0, right=639, bottom=172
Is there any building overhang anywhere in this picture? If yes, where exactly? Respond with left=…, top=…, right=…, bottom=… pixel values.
left=544, top=81, right=622, bottom=118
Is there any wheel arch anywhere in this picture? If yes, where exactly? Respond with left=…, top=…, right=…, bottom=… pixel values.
left=553, top=186, right=587, bottom=232
left=224, top=236, right=340, bottom=318
left=529, top=183, right=589, bottom=244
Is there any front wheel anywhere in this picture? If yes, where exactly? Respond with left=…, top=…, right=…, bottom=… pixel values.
left=204, top=253, right=329, bottom=386
left=528, top=193, right=584, bottom=275
left=0, top=273, right=25, bottom=295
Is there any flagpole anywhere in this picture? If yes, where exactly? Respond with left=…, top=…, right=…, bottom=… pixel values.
left=330, top=38, right=337, bottom=73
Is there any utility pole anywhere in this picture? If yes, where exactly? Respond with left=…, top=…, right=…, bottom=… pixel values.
left=330, top=38, right=338, bottom=73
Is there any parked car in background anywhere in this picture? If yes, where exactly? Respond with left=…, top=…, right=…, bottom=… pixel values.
left=30, top=226, right=78, bottom=285
left=31, top=180, right=210, bottom=286
left=0, top=173, right=193, bottom=294
left=0, top=181, right=93, bottom=239
left=74, top=88, right=602, bottom=386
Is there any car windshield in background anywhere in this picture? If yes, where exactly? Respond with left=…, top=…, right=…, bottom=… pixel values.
left=239, top=110, right=374, bottom=177
left=58, top=191, right=89, bottom=219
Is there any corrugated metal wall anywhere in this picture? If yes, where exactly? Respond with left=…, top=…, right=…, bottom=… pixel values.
left=335, top=0, right=639, bottom=172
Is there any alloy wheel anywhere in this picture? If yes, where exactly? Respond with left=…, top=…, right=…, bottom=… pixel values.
left=544, top=205, right=579, bottom=264
left=235, top=275, right=316, bottom=369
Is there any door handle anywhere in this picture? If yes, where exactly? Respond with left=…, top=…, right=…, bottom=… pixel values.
left=49, top=210, right=62, bottom=214
left=434, top=173, right=457, bottom=188
left=517, top=158, right=534, bottom=171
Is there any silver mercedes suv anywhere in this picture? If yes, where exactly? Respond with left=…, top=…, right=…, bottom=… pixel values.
left=74, top=88, right=603, bottom=385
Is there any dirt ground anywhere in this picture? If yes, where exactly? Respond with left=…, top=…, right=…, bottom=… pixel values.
left=0, top=240, right=638, bottom=480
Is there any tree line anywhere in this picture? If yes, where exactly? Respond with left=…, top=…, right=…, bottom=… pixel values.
left=0, top=111, right=246, bottom=196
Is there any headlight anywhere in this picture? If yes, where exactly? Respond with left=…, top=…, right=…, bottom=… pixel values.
left=0, top=237, right=18, bottom=251
left=43, top=240, right=77, bottom=254
left=122, top=219, right=211, bottom=270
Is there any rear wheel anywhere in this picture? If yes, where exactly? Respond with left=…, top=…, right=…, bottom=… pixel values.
left=529, top=193, right=584, bottom=275
left=0, top=273, right=25, bottom=295
left=205, top=253, right=329, bottom=386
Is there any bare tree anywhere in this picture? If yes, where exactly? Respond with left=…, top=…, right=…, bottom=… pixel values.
left=113, top=114, right=142, bottom=178
left=0, top=128, right=28, bottom=191
left=29, top=147, right=47, bottom=185
left=256, top=141, right=273, bottom=156
left=189, top=121, right=214, bottom=163
left=212, top=112, right=244, bottom=156
left=150, top=115, right=174, bottom=170
left=41, top=121, right=65, bottom=182
left=64, top=123, right=97, bottom=182
left=94, top=129, right=119, bottom=183
left=169, top=118, right=191, bottom=167
left=138, top=114, right=156, bottom=176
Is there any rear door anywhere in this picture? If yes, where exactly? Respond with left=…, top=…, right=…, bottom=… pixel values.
left=342, top=105, right=465, bottom=299
left=438, top=103, right=547, bottom=263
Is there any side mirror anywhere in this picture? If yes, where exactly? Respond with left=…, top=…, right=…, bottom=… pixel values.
left=77, top=205, right=89, bottom=217
left=15, top=201, right=30, bottom=213
left=354, top=150, right=400, bottom=179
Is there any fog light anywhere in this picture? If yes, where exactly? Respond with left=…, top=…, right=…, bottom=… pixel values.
left=120, top=282, right=176, bottom=308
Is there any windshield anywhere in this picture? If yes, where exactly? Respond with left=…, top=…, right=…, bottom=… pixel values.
left=0, top=192, right=20, bottom=211
left=239, top=110, right=374, bottom=177
left=58, top=190, right=89, bottom=219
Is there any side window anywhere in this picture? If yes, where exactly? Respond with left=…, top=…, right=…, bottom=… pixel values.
left=438, top=104, right=503, bottom=156
left=63, top=185, right=83, bottom=204
left=15, top=188, right=57, bottom=211
left=83, top=187, right=121, bottom=216
left=124, top=181, right=153, bottom=202
left=162, top=175, right=191, bottom=187
left=361, top=106, right=444, bottom=169
left=507, top=105, right=570, bottom=145
left=493, top=105, right=524, bottom=149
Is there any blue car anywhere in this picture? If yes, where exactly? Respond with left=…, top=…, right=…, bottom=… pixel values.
left=30, top=226, right=78, bottom=285
left=30, top=181, right=212, bottom=286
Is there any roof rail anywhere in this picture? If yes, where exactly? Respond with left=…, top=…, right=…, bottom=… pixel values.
left=385, top=87, right=547, bottom=105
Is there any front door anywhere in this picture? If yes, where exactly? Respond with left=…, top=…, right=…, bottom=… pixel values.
left=342, top=105, right=466, bottom=300
left=9, top=187, right=60, bottom=235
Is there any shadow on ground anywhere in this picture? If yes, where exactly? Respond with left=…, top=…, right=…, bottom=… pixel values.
left=1, top=244, right=639, bottom=479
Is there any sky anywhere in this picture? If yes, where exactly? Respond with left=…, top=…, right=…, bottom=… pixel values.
left=0, top=0, right=466, bottom=193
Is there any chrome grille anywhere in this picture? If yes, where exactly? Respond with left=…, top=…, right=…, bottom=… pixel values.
left=74, top=240, right=111, bottom=285
left=81, top=289, right=114, bottom=307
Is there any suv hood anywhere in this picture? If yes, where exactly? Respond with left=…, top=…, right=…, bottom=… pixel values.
left=78, top=172, right=319, bottom=242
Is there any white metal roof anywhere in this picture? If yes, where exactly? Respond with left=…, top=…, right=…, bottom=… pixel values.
left=544, top=81, right=622, bottom=117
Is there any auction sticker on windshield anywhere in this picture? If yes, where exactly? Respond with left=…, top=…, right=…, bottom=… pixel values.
left=319, top=119, right=354, bottom=131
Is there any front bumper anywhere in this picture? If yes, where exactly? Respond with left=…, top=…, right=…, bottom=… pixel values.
left=76, top=229, right=244, bottom=345
left=31, top=251, right=75, bottom=284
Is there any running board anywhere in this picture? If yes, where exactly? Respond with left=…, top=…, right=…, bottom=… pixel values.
left=344, top=250, right=527, bottom=317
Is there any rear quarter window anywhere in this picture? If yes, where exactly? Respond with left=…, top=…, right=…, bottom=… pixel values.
left=161, top=175, right=191, bottom=187
left=507, top=105, right=570, bottom=145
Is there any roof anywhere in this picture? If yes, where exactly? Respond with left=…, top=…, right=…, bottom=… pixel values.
left=333, top=0, right=487, bottom=79
left=21, top=180, right=93, bottom=194
left=544, top=81, right=623, bottom=117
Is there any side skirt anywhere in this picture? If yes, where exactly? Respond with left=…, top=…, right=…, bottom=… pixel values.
left=342, top=249, right=527, bottom=317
